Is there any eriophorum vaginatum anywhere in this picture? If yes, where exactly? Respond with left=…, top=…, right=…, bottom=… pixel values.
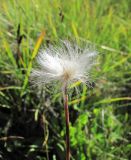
left=30, top=40, right=97, bottom=160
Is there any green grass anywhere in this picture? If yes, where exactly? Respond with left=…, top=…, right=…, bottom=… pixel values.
left=0, top=0, right=131, bottom=160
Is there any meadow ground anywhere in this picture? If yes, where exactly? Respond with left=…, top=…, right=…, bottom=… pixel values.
left=0, top=0, right=131, bottom=160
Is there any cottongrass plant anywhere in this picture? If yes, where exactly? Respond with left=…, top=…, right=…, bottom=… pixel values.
left=31, top=41, right=97, bottom=160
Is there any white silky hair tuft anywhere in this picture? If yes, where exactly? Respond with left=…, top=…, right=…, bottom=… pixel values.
left=30, top=41, right=97, bottom=87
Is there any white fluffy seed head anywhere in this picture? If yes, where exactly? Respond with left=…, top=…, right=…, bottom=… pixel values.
left=30, top=41, right=97, bottom=87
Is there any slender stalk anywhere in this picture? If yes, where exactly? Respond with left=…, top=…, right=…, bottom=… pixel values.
left=63, top=83, right=70, bottom=160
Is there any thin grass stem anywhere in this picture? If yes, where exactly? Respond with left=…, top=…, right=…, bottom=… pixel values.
left=63, top=83, right=70, bottom=160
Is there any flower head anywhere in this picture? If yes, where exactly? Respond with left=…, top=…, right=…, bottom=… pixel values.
left=31, top=41, right=97, bottom=87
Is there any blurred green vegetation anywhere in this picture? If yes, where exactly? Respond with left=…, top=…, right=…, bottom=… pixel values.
left=0, top=0, right=131, bottom=160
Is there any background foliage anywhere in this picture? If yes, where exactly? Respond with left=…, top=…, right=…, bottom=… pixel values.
left=0, top=0, right=131, bottom=160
